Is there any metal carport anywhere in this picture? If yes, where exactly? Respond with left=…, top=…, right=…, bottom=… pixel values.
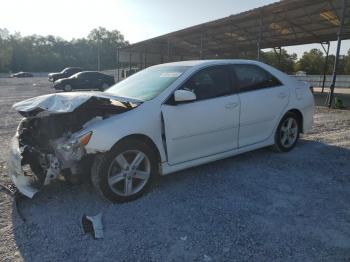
left=117, top=0, right=350, bottom=107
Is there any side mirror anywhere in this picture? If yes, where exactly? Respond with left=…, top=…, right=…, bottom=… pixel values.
left=174, top=90, right=196, bottom=102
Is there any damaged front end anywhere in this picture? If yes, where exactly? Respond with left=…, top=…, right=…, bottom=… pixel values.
left=8, top=92, right=139, bottom=198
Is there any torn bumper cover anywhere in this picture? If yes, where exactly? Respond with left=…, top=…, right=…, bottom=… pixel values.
left=8, top=92, right=139, bottom=198
left=8, top=135, right=39, bottom=198
left=8, top=131, right=90, bottom=198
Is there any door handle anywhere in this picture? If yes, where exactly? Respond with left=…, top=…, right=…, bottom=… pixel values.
left=278, top=93, right=287, bottom=98
left=225, top=102, right=239, bottom=109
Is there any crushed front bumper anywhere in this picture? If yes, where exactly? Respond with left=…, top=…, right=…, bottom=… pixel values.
left=8, top=136, right=39, bottom=198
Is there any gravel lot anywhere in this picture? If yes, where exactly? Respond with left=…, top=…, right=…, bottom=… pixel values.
left=1, top=77, right=350, bottom=261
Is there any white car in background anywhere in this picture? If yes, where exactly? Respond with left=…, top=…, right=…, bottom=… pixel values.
left=9, top=60, right=314, bottom=202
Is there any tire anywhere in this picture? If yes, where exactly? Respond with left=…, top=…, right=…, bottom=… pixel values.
left=272, top=112, right=300, bottom=152
left=91, top=139, right=158, bottom=203
left=64, top=84, right=72, bottom=92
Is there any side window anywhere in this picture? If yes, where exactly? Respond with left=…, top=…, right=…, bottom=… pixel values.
left=87, top=73, right=97, bottom=79
left=78, top=73, right=86, bottom=79
left=231, top=64, right=282, bottom=92
left=181, top=66, right=232, bottom=101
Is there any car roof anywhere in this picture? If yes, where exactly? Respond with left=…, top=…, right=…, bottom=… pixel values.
left=153, top=59, right=266, bottom=68
left=65, top=67, right=82, bottom=70
left=79, top=71, right=100, bottom=74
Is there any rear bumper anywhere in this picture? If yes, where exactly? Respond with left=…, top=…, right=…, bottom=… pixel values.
left=301, top=104, right=314, bottom=133
left=7, top=135, right=38, bottom=198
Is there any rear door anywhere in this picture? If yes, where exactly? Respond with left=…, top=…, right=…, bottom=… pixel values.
left=81, top=73, right=98, bottom=89
left=77, top=73, right=91, bottom=89
left=230, top=64, right=289, bottom=147
left=161, top=65, right=240, bottom=165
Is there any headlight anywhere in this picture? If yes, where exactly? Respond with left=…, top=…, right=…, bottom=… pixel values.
left=54, top=132, right=92, bottom=162
left=78, top=131, right=92, bottom=146
left=58, top=131, right=92, bottom=151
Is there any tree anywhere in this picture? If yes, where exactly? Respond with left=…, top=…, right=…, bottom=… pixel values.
left=295, top=49, right=324, bottom=74
left=88, top=27, right=129, bottom=70
left=0, top=27, right=128, bottom=73
left=261, top=48, right=297, bottom=74
left=344, top=49, right=350, bottom=74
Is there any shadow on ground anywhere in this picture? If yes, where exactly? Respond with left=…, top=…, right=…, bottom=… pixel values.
left=9, top=140, right=350, bottom=261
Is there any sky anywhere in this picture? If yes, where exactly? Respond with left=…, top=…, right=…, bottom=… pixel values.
left=1, top=0, right=349, bottom=57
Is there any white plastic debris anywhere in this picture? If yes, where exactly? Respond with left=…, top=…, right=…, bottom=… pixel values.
left=81, top=213, right=104, bottom=239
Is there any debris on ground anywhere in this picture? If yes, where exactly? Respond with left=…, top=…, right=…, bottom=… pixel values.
left=0, top=182, right=18, bottom=196
left=81, top=213, right=104, bottom=239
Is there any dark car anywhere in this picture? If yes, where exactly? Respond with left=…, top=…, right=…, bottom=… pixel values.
left=53, top=71, right=115, bottom=91
left=48, top=67, right=82, bottom=82
left=11, top=72, right=33, bottom=78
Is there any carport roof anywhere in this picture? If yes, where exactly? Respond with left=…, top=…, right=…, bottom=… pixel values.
left=119, top=0, right=350, bottom=58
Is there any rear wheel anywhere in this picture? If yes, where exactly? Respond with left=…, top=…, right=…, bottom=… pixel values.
left=272, top=112, right=300, bottom=152
left=64, top=84, right=72, bottom=92
left=91, top=139, right=158, bottom=202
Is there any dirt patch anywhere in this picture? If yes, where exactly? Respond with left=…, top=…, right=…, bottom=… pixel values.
left=1, top=77, right=350, bottom=261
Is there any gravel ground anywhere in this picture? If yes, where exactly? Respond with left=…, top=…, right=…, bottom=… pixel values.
left=0, top=77, right=350, bottom=261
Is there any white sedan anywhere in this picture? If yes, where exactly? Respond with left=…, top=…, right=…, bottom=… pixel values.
left=9, top=60, right=314, bottom=202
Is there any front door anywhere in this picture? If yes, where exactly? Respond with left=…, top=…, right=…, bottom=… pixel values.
left=161, top=65, right=240, bottom=165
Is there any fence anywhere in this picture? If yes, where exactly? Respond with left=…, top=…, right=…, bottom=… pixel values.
left=292, top=75, right=350, bottom=88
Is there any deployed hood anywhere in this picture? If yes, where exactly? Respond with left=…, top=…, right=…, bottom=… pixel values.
left=13, top=91, right=141, bottom=116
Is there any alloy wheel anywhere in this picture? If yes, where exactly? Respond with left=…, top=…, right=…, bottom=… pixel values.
left=107, top=150, right=151, bottom=196
left=280, top=117, right=298, bottom=148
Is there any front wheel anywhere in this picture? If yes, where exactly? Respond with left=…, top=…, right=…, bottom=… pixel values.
left=272, top=112, right=300, bottom=152
left=63, top=84, right=72, bottom=92
left=91, top=139, right=158, bottom=202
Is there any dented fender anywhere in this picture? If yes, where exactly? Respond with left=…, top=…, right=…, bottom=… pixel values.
left=82, top=103, right=167, bottom=162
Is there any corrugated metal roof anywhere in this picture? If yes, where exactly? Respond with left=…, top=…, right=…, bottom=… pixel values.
left=119, top=0, right=350, bottom=63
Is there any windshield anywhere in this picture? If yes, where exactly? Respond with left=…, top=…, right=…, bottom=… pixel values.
left=69, top=72, right=81, bottom=79
left=105, top=66, right=190, bottom=101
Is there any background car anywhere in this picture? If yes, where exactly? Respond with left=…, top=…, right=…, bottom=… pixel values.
left=53, top=71, right=115, bottom=91
left=48, top=67, right=82, bottom=82
left=11, top=72, right=33, bottom=78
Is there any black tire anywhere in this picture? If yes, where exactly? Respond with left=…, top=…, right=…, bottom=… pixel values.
left=64, top=84, right=72, bottom=92
left=91, top=139, right=158, bottom=203
left=272, top=112, right=300, bottom=152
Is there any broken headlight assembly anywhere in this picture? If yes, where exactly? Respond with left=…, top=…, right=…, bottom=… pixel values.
left=58, top=131, right=92, bottom=151
left=54, top=131, right=93, bottom=163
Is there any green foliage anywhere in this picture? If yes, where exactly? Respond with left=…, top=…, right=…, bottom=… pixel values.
left=295, top=49, right=324, bottom=74
left=0, top=27, right=128, bottom=73
left=261, top=48, right=297, bottom=74
left=344, top=50, right=350, bottom=74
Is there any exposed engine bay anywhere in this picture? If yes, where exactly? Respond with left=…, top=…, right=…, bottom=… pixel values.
left=8, top=92, right=139, bottom=198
